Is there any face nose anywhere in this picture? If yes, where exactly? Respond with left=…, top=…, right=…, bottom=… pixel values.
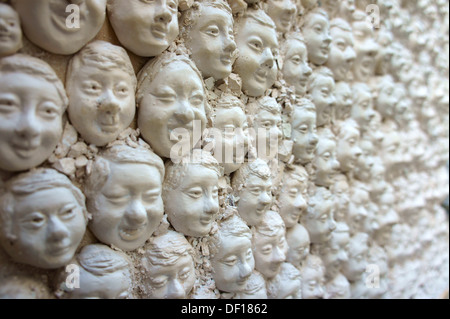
left=261, top=48, right=275, bottom=69
left=47, top=216, right=70, bottom=243
left=329, top=218, right=337, bottom=232
left=303, top=63, right=313, bottom=77
left=99, top=90, right=121, bottom=114
left=324, top=33, right=332, bottom=47
left=309, top=133, right=319, bottom=146
left=155, top=2, right=173, bottom=24
left=259, top=191, right=272, bottom=206
left=239, top=261, right=253, bottom=281
left=125, top=200, right=148, bottom=226
left=332, top=158, right=340, bottom=171
left=294, top=194, right=307, bottom=212
left=174, top=101, right=195, bottom=124
left=166, top=279, right=185, bottom=299
left=15, top=110, right=40, bottom=139
left=0, top=19, right=9, bottom=31
left=338, top=250, right=349, bottom=263
left=204, top=195, right=219, bottom=216
left=345, top=47, right=357, bottom=64
left=328, top=94, right=336, bottom=108
left=354, top=146, right=363, bottom=159
left=273, top=246, right=286, bottom=263
left=224, top=35, right=237, bottom=55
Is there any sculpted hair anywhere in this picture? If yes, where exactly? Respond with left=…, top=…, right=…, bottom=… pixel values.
left=234, top=8, right=276, bottom=32
left=253, top=210, right=286, bottom=238
left=307, top=66, right=335, bottom=94
left=231, top=158, right=271, bottom=193
left=280, top=32, right=306, bottom=60
left=302, top=254, right=325, bottom=273
left=78, top=244, right=131, bottom=276
left=330, top=18, right=352, bottom=33
left=210, top=214, right=252, bottom=258
left=144, top=230, right=194, bottom=267
left=303, top=187, right=333, bottom=220
left=243, top=271, right=266, bottom=296
left=333, top=118, right=360, bottom=139
left=302, top=8, right=329, bottom=29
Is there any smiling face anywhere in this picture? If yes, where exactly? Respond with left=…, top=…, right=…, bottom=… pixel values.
left=264, top=0, right=297, bottom=34
left=253, top=227, right=287, bottom=279
left=138, top=60, right=207, bottom=159
left=310, top=74, right=336, bottom=128
left=234, top=15, right=278, bottom=97
left=14, top=0, right=106, bottom=55
left=336, top=123, right=362, bottom=173
left=322, top=230, right=350, bottom=279
left=88, top=162, right=164, bottom=251
left=0, top=4, right=22, bottom=57
left=164, top=165, right=219, bottom=237
left=334, top=82, right=352, bottom=121
left=107, top=0, right=178, bottom=57
left=327, top=24, right=356, bottom=81
left=291, top=106, right=319, bottom=165
left=303, top=12, right=332, bottom=65
left=282, top=39, right=312, bottom=97
left=279, top=173, right=308, bottom=228
left=313, top=135, right=340, bottom=188
left=286, top=224, right=310, bottom=267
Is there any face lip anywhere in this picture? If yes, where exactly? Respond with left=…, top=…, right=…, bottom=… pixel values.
left=200, top=215, right=214, bottom=227
left=11, top=141, right=40, bottom=159
left=50, top=5, right=83, bottom=34
left=151, top=23, right=169, bottom=40
left=220, top=53, right=233, bottom=66
left=119, top=223, right=148, bottom=242
left=254, top=69, right=268, bottom=84
left=47, top=242, right=72, bottom=257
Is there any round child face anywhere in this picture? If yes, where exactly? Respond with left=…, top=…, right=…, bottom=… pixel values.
left=334, top=82, right=353, bottom=121
left=138, top=61, right=207, bottom=159
left=291, top=108, right=318, bottom=164
left=1, top=187, right=86, bottom=269
left=186, top=6, right=236, bottom=80
left=301, top=266, right=325, bottom=299
left=303, top=13, right=332, bottom=65
left=282, top=40, right=312, bottom=97
left=279, top=175, right=308, bottom=228
left=286, top=229, right=310, bottom=267
left=234, top=18, right=278, bottom=97
left=67, top=64, right=136, bottom=147
left=265, top=0, right=296, bottom=34
left=253, top=230, right=287, bottom=279
left=327, top=26, right=356, bottom=81
left=0, top=72, right=64, bottom=172
left=314, top=138, right=340, bottom=188
left=0, top=4, right=22, bottom=57
left=108, top=0, right=178, bottom=57
left=310, top=75, right=336, bottom=127
left=164, top=165, right=219, bottom=237
left=238, top=175, right=273, bottom=226
left=303, top=200, right=336, bottom=244
left=14, top=0, right=106, bottom=55
left=88, top=163, right=164, bottom=251
left=336, top=125, right=362, bottom=173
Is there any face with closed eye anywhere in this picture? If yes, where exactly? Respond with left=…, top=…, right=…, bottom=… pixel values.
left=238, top=175, right=273, bottom=226
left=253, top=227, right=288, bottom=279
left=303, top=13, right=332, bottom=66
left=279, top=175, right=308, bottom=228
left=291, top=107, right=319, bottom=165
left=264, top=0, right=297, bottom=34
left=88, top=162, right=164, bottom=251
left=0, top=4, right=22, bottom=57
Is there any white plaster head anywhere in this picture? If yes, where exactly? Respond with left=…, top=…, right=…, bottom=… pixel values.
left=325, top=273, right=351, bottom=299
left=375, top=28, right=395, bottom=76
left=137, top=52, right=208, bottom=159
left=210, top=214, right=255, bottom=293
left=321, top=222, right=350, bottom=280
left=180, top=0, right=236, bottom=81
left=302, top=9, right=332, bottom=66
left=66, top=41, right=136, bottom=147
left=326, top=18, right=356, bottom=82
left=381, top=131, right=402, bottom=172
left=234, top=271, right=268, bottom=299
left=291, top=99, right=318, bottom=165
left=334, top=82, right=353, bottom=122
left=286, top=223, right=310, bottom=268
left=375, top=75, right=398, bottom=120
left=369, top=158, right=387, bottom=200
left=252, top=211, right=288, bottom=280
left=301, top=255, right=325, bottom=299
left=351, top=83, right=376, bottom=129
left=341, top=232, right=369, bottom=281
left=313, top=128, right=340, bottom=188
left=12, top=0, right=106, bottom=55
left=331, top=174, right=350, bottom=222
left=85, top=144, right=165, bottom=251
left=374, top=190, right=399, bottom=246
left=0, top=169, right=88, bottom=269
left=58, top=244, right=132, bottom=299
left=231, top=159, right=272, bottom=226
left=107, top=0, right=178, bottom=57
left=267, top=262, right=302, bottom=299
left=307, top=67, right=336, bottom=128
left=278, top=165, right=308, bottom=228
left=0, top=3, right=22, bottom=57
left=163, top=150, right=221, bottom=237
left=141, top=230, right=196, bottom=299
left=0, top=54, right=67, bottom=172
left=300, top=187, right=336, bottom=244
left=334, top=119, right=362, bottom=174
left=211, top=95, right=249, bottom=175
left=262, top=0, right=297, bottom=34
left=347, top=186, right=370, bottom=234
left=0, top=275, right=50, bottom=299
left=354, top=138, right=376, bottom=182
left=233, top=8, right=278, bottom=97
left=280, top=33, right=312, bottom=97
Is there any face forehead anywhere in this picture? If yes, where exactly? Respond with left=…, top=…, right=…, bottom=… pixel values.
left=215, top=107, right=246, bottom=126
left=215, top=234, right=252, bottom=259
left=330, top=26, right=353, bottom=42
left=293, top=108, right=316, bottom=127
left=195, top=5, right=233, bottom=28
left=0, top=4, right=19, bottom=18
left=177, top=165, right=219, bottom=188
left=245, top=174, right=272, bottom=188
left=285, top=39, right=307, bottom=58
left=312, top=75, right=335, bottom=91
left=236, top=19, right=278, bottom=48
left=305, top=13, right=329, bottom=29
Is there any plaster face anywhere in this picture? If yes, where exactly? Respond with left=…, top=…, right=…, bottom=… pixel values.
left=352, top=87, right=376, bottom=129
left=301, top=263, right=325, bottom=299
left=253, top=109, right=283, bottom=158
left=376, top=79, right=398, bottom=119
left=237, top=175, right=273, bottom=226
left=13, top=0, right=106, bottom=55
left=354, top=139, right=375, bottom=182
left=326, top=273, right=351, bottom=299
left=164, top=165, right=220, bottom=237
left=334, top=82, right=353, bottom=121
left=333, top=178, right=350, bottom=222
left=282, top=39, right=312, bottom=97
left=286, top=225, right=310, bottom=267
left=234, top=18, right=278, bottom=97
left=322, top=231, right=350, bottom=279
left=235, top=271, right=268, bottom=299
left=269, top=264, right=302, bottom=299
left=327, top=26, right=356, bottom=81
left=185, top=5, right=236, bottom=80
left=211, top=235, right=255, bottom=293
left=347, top=190, right=370, bottom=233
left=0, top=4, right=22, bottom=57
left=138, top=61, right=207, bottom=159
left=279, top=174, right=308, bottom=228
left=310, top=75, right=336, bottom=127
left=342, top=238, right=368, bottom=281
left=88, top=163, right=164, bottom=251
left=303, top=198, right=336, bottom=244
left=0, top=71, right=64, bottom=172
left=253, top=227, right=288, bottom=279
left=107, top=0, right=179, bottom=57
left=0, top=187, right=86, bottom=269
left=303, top=13, right=332, bottom=65
left=314, top=137, right=340, bottom=188
left=336, top=124, right=362, bottom=173
left=264, top=0, right=297, bottom=34
left=292, top=107, right=318, bottom=165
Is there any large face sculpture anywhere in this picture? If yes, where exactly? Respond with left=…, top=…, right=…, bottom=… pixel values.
left=342, top=233, right=369, bottom=281
left=286, top=223, right=310, bottom=268
left=278, top=166, right=308, bottom=228
left=334, top=82, right=353, bottom=121
left=352, top=83, right=376, bottom=130
left=252, top=211, right=288, bottom=279
left=313, top=128, right=340, bottom=188
left=335, top=119, right=362, bottom=173
left=267, top=263, right=302, bottom=299
left=66, top=41, right=136, bottom=147
left=13, top=0, right=106, bottom=55
left=291, top=99, right=319, bottom=165
left=308, top=67, right=336, bottom=128
left=0, top=54, right=67, bottom=172
left=182, top=1, right=236, bottom=80
left=85, top=145, right=165, bottom=251
left=234, top=9, right=279, bottom=97
left=281, top=35, right=312, bottom=97
left=137, top=54, right=207, bottom=159
left=163, top=151, right=221, bottom=237
left=0, top=4, right=22, bottom=57
left=107, top=0, right=178, bottom=57
left=321, top=223, right=350, bottom=280
left=300, top=187, right=336, bottom=244
left=301, top=255, right=325, bottom=299
left=263, top=0, right=297, bottom=34
left=302, top=9, right=332, bottom=66
left=326, top=19, right=356, bottom=82
left=210, top=215, right=255, bottom=293
left=0, top=169, right=87, bottom=269
left=142, top=231, right=196, bottom=299
left=232, top=159, right=272, bottom=226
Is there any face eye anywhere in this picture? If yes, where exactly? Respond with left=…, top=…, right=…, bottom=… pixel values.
left=190, top=93, right=204, bottom=107
left=185, top=187, right=203, bottom=199
left=246, top=248, right=253, bottom=260
left=222, top=255, right=238, bottom=267
left=150, top=276, right=168, bottom=289
left=167, top=1, right=178, bottom=11
left=289, top=55, right=302, bottom=64
left=204, top=25, right=220, bottom=37
left=104, top=194, right=129, bottom=205
left=179, top=267, right=191, bottom=280
left=143, top=190, right=161, bottom=202
left=82, top=81, right=102, bottom=95
left=0, top=97, right=19, bottom=113
left=22, top=212, right=46, bottom=229
left=59, top=207, right=77, bottom=220
left=115, top=84, right=130, bottom=97
left=249, top=39, right=263, bottom=52
left=38, top=103, right=60, bottom=120
left=322, top=152, right=331, bottom=160
left=212, top=187, right=219, bottom=198
left=154, top=92, right=177, bottom=103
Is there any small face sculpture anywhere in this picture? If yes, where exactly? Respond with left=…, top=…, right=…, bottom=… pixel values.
left=322, top=226, right=350, bottom=279
left=336, top=121, right=362, bottom=173
left=326, top=21, right=356, bottom=81
left=234, top=11, right=279, bottom=97
left=66, top=41, right=136, bottom=147
left=354, top=139, right=375, bottom=182
left=332, top=175, right=350, bottom=222
left=138, top=56, right=207, bottom=159
left=0, top=55, right=66, bottom=172
left=0, top=4, right=22, bottom=57
left=352, top=84, right=376, bottom=129
left=281, top=37, right=312, bottom=97
left=376, top=77, right=398, bottom=119
left=264, top=0, right=297, bottom=34
left=352, top=20, right=379, bottom=82
left=347, top=189, right=370, bottom=233
left=291, top=102, right=319, bottom=165
left=278, top=169, right=308, bottom=228
left=183, top=3, right=236, bottom=80
left=252, top=101, right=283, bottom=159
left=286, top=224, right=310, bottom=268
left=309, top=70, right=336, bottom=128
left=342, top=233, right=369, bottom=281
left=326, top=273, right=351, bottom=299
left=107, top=0, right=179, bottom=57
left=303, top=11, right=332, bottom=66
left=301, top=256, right=325, bottom=299
left=313, top=130, right=340, bottom=188
left=334, top=82, right=353, bottom=121
left=164, top=161, right=220, bottom=237
left=13, top=0, right=106, bottom=55
left=267, top=263, right=302, bottom=299
left=235, top=271, right=268, bottom=299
